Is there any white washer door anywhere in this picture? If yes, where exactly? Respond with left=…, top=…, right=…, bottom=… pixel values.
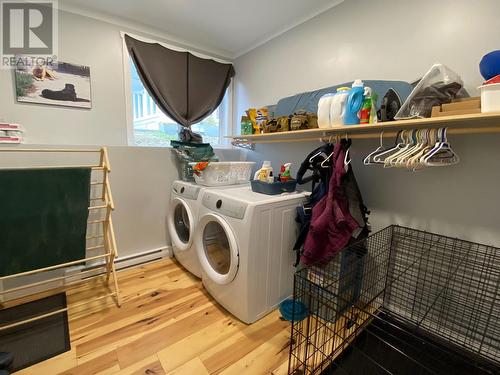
left=196, top=213, right=239, bottom=285
left=168, top=197, right=194, bottom=252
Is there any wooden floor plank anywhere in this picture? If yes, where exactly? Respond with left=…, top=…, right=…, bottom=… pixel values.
left=59, top=350, right=119, bottom=375
left=167, top=357, right=209, bottom=375
left=157, top=316, right=242, bottom=372
left=219, top=329, right=290, bottom=375
left=116, top=304, right=227, bottom=368
left=12, top=259, right=291, bottom=375
left=76, top=292, right=209, bottom=357
left=200, top=312, right=289, bottom=374
left=117, top=354, right=166, bottom=375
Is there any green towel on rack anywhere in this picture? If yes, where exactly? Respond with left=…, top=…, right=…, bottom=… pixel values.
left=0, top=168, right=91, bottom=277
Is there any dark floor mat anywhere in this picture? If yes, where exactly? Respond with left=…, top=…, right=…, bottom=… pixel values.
left=0, top=293, right=70, bottom=372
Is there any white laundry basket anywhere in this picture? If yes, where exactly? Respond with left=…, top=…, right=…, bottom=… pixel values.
left=189, top=162, right=255, bottom=186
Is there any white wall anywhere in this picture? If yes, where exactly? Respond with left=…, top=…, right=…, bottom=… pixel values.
left=235, top=0, right=500, bottom=246
left=0, top=10, right=239, bottom=260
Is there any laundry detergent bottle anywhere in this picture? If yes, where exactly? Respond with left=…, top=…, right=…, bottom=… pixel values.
left=344, top=79, right=365, bottom=125
left=254, top=161, right=273, bottom=182
left=330, top=87, right=351, bottom=126
left=317, top=93, right=335, bottom=128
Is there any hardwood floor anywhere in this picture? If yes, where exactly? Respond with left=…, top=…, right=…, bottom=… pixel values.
left=14, top=258, right=291, bottom=375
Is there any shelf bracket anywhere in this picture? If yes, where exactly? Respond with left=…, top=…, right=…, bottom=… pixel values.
left=231, top=139, right=255, bottom=150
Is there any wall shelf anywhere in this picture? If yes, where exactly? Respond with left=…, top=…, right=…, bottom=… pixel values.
left=228, top=112, right=500, bottom=146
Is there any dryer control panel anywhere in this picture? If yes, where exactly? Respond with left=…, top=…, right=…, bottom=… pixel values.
left=202, top=191, right=247, bottom=219
left=172, top=181, right=200, bottom=200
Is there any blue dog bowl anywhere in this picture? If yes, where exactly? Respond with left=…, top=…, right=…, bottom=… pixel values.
left=279, top=299, right=308, bottom=321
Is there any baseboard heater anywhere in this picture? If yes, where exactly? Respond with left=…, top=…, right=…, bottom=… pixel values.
left=1, top=246, right=172, bottom=302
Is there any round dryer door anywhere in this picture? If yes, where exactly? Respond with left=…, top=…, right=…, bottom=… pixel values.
left=196, top=213, right=238, bottom=285
left=167, top=197, right=194, bottom=252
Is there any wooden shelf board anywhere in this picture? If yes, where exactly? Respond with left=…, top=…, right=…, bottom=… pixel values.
left=228, top=112, right=500, bottom=143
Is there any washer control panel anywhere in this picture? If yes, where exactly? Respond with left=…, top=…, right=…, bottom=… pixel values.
left=172, top=181, right=199, bottom=200
left=202, top=191, right=247, bottom=219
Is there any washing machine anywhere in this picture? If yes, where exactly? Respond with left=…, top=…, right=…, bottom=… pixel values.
left=194, top=186, right=308, bottom=323
left=168, top=180, right=203, bottom=277
left=167, top=180, right=249, bottom=278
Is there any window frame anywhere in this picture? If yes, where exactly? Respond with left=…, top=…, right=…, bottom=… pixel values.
left=121, top=32, right=233, bottom=148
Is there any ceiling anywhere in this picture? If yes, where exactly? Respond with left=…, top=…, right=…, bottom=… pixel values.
left=60, top=0, right=344, bottom=58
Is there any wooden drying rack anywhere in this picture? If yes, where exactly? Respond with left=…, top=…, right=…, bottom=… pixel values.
left=229, top=112, right=500, bottom=147
left=0, top=147, right=121, bottom=331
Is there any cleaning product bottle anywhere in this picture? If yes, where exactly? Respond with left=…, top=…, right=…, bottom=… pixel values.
left=369, top=92, right=378, bottom=124
left=254, top=161, right=273, bottom=182
left=279, top=163, right=292, bottom=182
left=330, top=87, right=351, bottom=126
left=317, top=93, right=335, bottom=128
left=359, top=87, right=373, bottom=124
left=344, top=79, right=365, bottom=125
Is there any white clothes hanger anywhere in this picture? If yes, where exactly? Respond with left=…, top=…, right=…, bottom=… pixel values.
left=394, top=129, right=427, bottom=168
left=363, top=131, right=385, bottom=165
left=422, top=128, right=460, bottom=167
left=407, top=128, right=438, bottom=171
left=320, top=135, right=337, bottom=168
left=382, top=130, right=412, bottom=168
left=343, top=133, right=351, bottom=172
left=372, top=131, right=406, bottom=164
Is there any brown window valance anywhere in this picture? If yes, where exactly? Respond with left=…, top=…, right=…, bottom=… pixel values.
left=125, top=35, right=235, bottom=128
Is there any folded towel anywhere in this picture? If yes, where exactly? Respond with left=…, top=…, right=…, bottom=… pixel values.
left=0, top=168, right=91, bottom=277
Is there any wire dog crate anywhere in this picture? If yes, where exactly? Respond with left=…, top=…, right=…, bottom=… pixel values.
left=288, top=225, right=500, bottom=375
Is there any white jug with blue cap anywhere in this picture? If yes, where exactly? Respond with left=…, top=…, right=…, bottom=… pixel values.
left=329, top=87, right=351, bottom=126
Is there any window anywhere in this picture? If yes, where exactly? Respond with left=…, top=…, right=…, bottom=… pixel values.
left=127, top=56, right=231, bottom=147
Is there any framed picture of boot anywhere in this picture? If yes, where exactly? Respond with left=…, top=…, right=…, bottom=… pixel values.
left=14, top=56, right=92, bottom=109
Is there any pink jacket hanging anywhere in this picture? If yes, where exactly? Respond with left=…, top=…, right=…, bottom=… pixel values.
left=301, top=143, right=359, bottom=265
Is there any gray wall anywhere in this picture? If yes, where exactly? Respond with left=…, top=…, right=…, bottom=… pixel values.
left=0, top=10, right=239, bottom=259
left=235, top=0, right=500, bottom=246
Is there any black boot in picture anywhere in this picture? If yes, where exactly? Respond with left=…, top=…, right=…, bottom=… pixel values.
left=41, top=83, right=78, bottom=101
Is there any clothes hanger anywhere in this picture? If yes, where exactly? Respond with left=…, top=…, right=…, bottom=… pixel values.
left=309, top=150, right=324, bottom=163
left=385, top=129, right=418, bottom=168
left=363, top=131, right=385, bottom=166
left=422, top=128, right=460, bottom=167
left=394, top=129, right=426, bottom=168
left=372, top=131, right=406, bottom=164
left=320, top=135, right=336, bottom=168
left=407, top=128, right=437, bottom=171
left=418, top=127, right=444, bottom=166
left=384, top=130, right=414, bottom=168
left=343, top=133, right=351, bottom=172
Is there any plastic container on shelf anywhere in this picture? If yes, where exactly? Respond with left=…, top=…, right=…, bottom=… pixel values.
left=317, top=93, right=335, bottom=128
left=251, top=178, right=297, bottom=195
left=189, top=161, right=255, bottom=186
left=344, top=79, right=365, bottom=125
left=330, top=87, right=351, bottom=126
left=479, top=82, right=500, bottom=113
